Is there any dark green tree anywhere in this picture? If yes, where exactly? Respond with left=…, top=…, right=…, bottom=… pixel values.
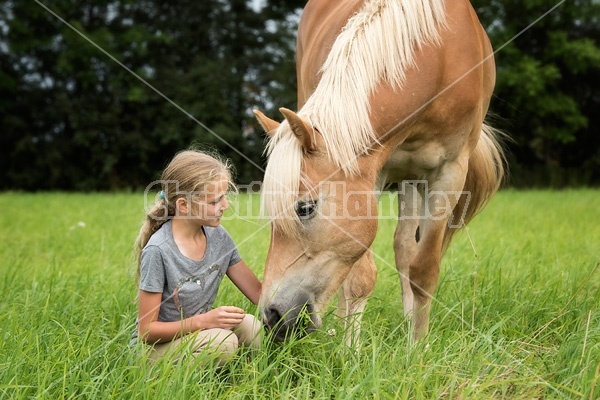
left=473, top=0, right=600, bottom=186
left=1, top=0, right=173, bottom=189
left=0, top=0, right=304, bottom=190
left=7, top=1, right=597, bottom=189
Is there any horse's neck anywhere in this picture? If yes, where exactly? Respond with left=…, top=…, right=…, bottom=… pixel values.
left=297, top=0, right=365, bottom=104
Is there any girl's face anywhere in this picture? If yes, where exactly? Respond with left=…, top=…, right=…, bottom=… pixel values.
left=191, top=179, right=230, bottom=227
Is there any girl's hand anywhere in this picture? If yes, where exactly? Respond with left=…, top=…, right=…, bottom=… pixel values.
left=196, top=306, right=245, bottom=330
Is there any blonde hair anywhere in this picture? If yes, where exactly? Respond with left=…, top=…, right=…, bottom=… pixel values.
left=134, top=149, right=234, bottom=273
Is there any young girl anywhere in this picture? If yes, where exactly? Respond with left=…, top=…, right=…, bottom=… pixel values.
left=132, top=149, right=262, bottom=365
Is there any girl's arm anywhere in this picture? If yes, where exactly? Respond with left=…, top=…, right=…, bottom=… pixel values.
left=227, top=260, right=262, bottom=305
left=137, top=290, right=244, bottom=344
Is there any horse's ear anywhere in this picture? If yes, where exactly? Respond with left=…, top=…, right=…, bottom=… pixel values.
left=253, top=109, right=280, bottom=138
left=279, top=107, right=315, bottom=152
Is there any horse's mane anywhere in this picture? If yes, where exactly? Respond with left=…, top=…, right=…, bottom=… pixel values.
left=302, top=0, right=447, bottom=174
left=263, top=0, right=447, bottom=235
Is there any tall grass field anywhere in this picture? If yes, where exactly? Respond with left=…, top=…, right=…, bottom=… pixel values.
left=0, top=190, right=598, bottom=399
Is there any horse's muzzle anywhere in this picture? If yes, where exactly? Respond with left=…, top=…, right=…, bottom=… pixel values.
left=262, top=292, right=315, bottom=341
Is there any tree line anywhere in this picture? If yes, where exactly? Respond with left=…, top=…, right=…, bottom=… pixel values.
left=1, top=0, right=599, bottom=190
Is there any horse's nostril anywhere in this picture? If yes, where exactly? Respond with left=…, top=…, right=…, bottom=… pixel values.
left=264, top=306, right=282, bottom=329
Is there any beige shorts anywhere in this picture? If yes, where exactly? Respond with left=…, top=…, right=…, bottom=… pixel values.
left=148, top=314, right=263, bottom=365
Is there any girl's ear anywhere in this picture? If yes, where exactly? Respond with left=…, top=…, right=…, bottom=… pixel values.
left=176, top=197, right=189, bottom=215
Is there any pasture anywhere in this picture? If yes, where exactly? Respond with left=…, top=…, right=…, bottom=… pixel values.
left=0, top=190, right=598, bottom=399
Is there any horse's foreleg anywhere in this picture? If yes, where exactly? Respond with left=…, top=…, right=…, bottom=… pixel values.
left=394, top=183, right=422, bottom=320
left=336, top=250, right=377, bottom=347
left=410, top=159, right=468, bottom=340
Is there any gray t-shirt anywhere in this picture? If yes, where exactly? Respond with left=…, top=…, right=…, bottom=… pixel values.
left=131, top=220, right=241, bottom=343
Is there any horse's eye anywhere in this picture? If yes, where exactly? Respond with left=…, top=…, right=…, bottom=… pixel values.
left=295, top=200, right=317, bottom=219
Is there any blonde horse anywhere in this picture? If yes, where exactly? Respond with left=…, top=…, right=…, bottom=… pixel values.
left=254, top=0, right=505, bottom=343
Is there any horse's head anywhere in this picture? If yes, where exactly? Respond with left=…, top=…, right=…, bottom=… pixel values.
left=254, top=108, right=380, bottom=341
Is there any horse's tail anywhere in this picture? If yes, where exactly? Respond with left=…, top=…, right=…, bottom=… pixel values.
left=442, top=122, right=506, bottom=253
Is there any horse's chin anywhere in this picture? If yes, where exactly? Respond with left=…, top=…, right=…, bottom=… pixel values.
left=269, top=324, right=318, bottom=342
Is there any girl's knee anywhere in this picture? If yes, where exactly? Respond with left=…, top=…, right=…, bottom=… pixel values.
left=235, top=314, right=263, bottom=349
left=192, top=329, right=239, bottom=365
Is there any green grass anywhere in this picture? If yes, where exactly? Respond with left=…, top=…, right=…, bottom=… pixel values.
left=0, top=190, right=598, bottom=399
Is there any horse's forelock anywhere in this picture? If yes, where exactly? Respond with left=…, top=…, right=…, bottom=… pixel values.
left=261, top=130, right=305, bottom=237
